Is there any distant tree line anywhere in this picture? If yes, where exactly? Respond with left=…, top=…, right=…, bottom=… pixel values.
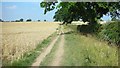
left=0, top=18, right=47, bottom=22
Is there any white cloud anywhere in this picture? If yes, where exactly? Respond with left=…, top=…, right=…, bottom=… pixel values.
left=6, top=5, right=17, bottom=9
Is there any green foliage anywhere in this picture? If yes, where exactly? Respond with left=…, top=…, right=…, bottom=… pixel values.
left=62, top=25, right=118, bottom=66
left=15, top=20, right=20, bottom=22
left=111, top=17, right=120, bottom=21
left=40, top=2, right=120, bottom=32
left=40, top=1, right=57, bottom=14
left=26, top=19, right=32, bottom=22
left=40, top=2, right=120, bottom=23
left=98, top=21, right=120, bottom=45
left=77, top=23, right=102, bottom=33
left=77, top=25, right=92, bottom=33
left=15, top=19, right=24, bottom=22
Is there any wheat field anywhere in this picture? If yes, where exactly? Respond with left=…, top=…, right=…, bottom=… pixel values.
left=1, top=22, right=59, bottom=64
left=0, top=22, right=2, bottom=66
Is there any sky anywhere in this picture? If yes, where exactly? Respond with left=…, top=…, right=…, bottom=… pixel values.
left=1, top=2, right=112, bottom=22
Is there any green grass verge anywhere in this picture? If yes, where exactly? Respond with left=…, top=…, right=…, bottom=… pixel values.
left=61, top=25, right=118, bottom=66
left=4, top=32, right=57, bottom=67
left=40, top=35, right=61, bottom=66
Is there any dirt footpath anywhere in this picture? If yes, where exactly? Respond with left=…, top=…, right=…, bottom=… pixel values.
left=51, top=34, right=64, bottom=66
left=31, top=25, right=64, bottom=67
left=31, top=36, right=60, bottom=66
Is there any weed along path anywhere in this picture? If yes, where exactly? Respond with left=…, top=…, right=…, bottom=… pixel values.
left=31, top=35, right=60, bottom=66
left=31, top=25, right=65, bottom=66
left=51, top=31, right=64, bottom=66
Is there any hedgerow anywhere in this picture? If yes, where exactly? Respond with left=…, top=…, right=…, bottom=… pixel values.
left=98, top=21, right=120, bottom=46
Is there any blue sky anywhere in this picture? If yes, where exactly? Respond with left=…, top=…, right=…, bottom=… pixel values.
left=1, top=2, right=111, bottom=22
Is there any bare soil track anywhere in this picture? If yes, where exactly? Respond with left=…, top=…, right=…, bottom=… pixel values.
left=31, top=36, right=60, bottom=66
left=31, top=25, right=64, bottom=66
left=51, top=34, right=64, bottom=66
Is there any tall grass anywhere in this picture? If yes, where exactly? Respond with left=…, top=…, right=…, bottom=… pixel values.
left=61, top=25, right=118, bottom=66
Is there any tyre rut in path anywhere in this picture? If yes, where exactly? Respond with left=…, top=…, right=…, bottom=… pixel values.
left=51, top=25, right=64, bottom=66
left=50, top=34, right=64, bottom=66
left=31, top=35, right=60, bottom=66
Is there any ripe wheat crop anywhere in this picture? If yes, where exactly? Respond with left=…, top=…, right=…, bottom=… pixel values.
left=1, top=22, right=59, bottom=64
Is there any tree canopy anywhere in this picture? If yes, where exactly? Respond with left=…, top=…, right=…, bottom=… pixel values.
left=40, top=1, right=120, bottom=32
left=40, top=2, right=119, bottom=23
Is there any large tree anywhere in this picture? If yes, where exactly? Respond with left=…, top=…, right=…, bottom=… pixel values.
left=40, top=1, right=120, bottom=32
